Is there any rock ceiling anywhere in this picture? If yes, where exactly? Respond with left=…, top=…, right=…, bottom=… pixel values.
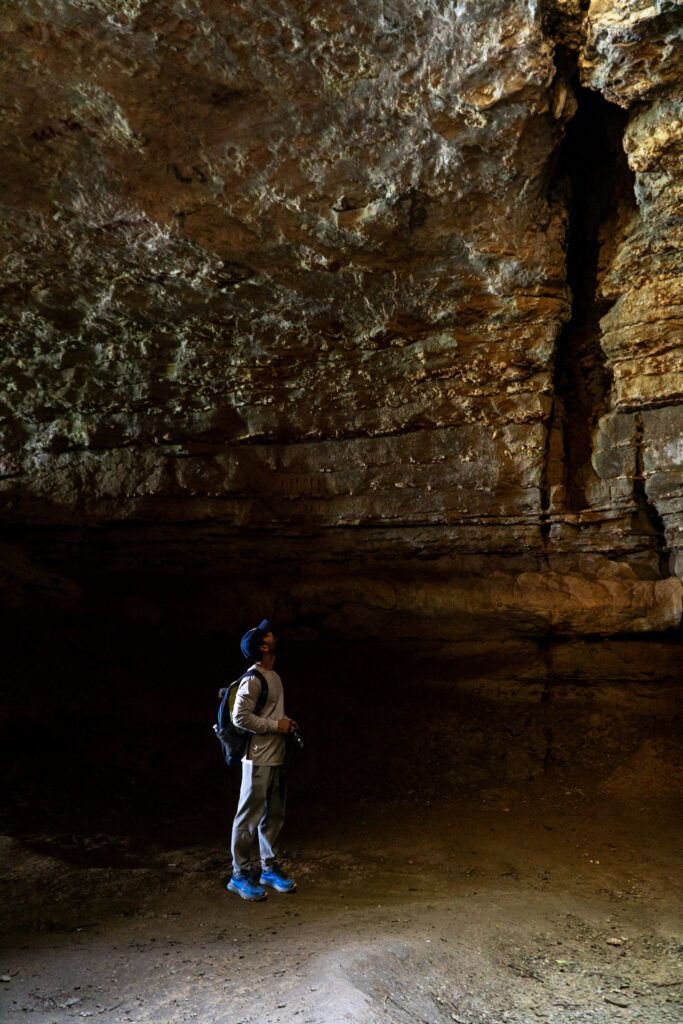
left=1, top=0, right=681, bottom=638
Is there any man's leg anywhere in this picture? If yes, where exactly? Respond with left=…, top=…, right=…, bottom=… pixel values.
left=231, top=762, right=270, bottom=876
left=257, top=767, right=296, bottom=892
left=257, top=766, right=286, bottom=870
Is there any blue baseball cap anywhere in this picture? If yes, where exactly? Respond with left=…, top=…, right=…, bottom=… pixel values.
left=240, top=619, right=271, bottom=660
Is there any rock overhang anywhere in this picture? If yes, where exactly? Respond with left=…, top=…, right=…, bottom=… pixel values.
left=0, top=0, right=681, bottom=639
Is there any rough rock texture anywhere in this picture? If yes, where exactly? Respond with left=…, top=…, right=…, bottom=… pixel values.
left=580, top=0, right=683, bottom=580
left=0, top=0, right=681, bottom=639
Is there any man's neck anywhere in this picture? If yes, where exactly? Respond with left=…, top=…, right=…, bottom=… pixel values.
left=256, top=655, right=276, bottom=671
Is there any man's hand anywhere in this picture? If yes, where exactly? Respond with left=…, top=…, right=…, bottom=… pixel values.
left=277, top=717, right=297, bottom=734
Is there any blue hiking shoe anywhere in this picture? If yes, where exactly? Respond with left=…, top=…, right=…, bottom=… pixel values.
left=259, top=867, right=297, bottom=893
left=227, top=874, right=268, bottom=901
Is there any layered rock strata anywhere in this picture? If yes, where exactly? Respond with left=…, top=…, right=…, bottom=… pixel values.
left=581, top=1, right=683, bottom=581
left=0, top=0, right=681, bottom=638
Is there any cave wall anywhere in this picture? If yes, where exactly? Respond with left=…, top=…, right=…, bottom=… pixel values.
left=0, top=0, right=681, bottom=641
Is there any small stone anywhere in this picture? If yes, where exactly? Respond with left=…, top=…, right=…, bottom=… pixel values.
left=604, top=996, right=630, bottom=1008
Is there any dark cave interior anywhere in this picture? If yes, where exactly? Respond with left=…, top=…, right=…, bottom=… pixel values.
left=1, top=6, right=681, bottom=1021
left=2, top=606, right=680, bottom=849
left=0, top=117, right=679, bottom=876
left=0, top=81, right=676, bottom=844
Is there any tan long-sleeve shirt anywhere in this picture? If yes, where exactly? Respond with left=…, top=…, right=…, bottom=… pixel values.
left=232, top=666, right=286, bottom=766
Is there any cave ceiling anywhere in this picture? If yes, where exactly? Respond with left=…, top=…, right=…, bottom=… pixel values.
left=0, top=0, right=681, bottom=639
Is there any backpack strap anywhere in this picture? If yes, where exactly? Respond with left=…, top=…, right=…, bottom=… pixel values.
left=217, top=671, right=268, bottom=731
left=249, top=669, right=269, bottom=716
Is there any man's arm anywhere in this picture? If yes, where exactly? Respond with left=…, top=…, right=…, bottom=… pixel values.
left=233, top=675, right=296, bottom=734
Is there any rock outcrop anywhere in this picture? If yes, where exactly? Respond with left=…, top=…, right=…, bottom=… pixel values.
left=0, top=0, right=680, bottom=639
left=581, top=0, right=683, bottom=580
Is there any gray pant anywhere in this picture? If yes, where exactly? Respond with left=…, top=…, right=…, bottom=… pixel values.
left=231, top=762, right=286, bottom=876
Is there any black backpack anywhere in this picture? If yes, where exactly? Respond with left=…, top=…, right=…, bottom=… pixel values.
left=213, top=669, right=268, bottom=767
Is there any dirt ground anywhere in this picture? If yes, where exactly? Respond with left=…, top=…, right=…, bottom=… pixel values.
left=1, top=654, right=681, bottom=1024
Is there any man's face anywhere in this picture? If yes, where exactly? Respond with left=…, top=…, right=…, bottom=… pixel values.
left=261, top=631, right=277, bottom=654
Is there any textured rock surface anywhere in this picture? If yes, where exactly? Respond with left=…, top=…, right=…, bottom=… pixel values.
left=580, top=0, right=683, bottom=581
left=0, top=0, right=681, bottom=638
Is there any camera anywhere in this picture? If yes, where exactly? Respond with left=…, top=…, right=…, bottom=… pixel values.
left=290, top=725, right=304, bottom=751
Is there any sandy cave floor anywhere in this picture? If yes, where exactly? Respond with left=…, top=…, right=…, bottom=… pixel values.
left=1, top=773, right=681, bottom=1024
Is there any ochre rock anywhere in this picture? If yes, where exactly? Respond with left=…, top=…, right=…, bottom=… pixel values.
left=0, top=0, right=680, bottom=637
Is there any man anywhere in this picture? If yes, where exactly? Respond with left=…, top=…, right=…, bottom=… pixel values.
left=227, top=619, right=298, bottom=901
